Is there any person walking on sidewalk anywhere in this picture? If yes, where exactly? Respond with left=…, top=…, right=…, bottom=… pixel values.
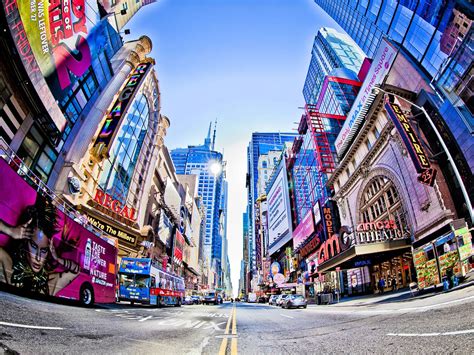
left=392, top=276, right=397, bottom=291
left=379, top=277, right=386, bottom=294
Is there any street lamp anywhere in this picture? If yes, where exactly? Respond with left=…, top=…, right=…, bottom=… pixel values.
left=373, top=87, right=474, bottom=224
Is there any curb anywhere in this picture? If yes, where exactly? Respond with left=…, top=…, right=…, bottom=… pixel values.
left=306, top=281, right=474, bottom=308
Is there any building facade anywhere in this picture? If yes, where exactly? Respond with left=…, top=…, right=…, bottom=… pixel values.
left=170, top=126, right=229, bottom=289
left=313, top=0, right=474, bottom=214
left=245, top=132, right=297, bottom=289
left=324, top=84, right=459, bottom=295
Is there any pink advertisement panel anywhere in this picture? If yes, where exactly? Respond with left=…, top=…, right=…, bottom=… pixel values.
left=292, top=209, right=315, bottom=250
left=0, top=158, right=117, bottom=303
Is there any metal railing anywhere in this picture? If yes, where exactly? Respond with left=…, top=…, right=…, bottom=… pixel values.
left=0, top=137, right=107, bottom=240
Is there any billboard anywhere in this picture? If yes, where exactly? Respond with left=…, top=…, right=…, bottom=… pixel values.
left=267, top=162, right=293, bottom=256
left=0, top=158, right=117, bottom=303
left=335, top=38, right=397, bottom=156
left=3, top=0, right=120, bottom=128
left=292, top=209, right=315, bottom=251
left=173, top=230, right=185, bottom=264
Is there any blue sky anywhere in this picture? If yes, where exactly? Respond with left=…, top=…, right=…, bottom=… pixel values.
left=127, top=0, right=341, bottom=295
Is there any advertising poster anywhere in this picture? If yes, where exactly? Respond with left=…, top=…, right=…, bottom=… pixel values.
left=3, top=0, right=120, bottom=116
left=158, top=210, right=173, bottom=246
left=267, top=163, right=293, bottom=255
left=335, top=38, right=397, bottom=155
left=292, top=209, right=315, bottom=251
left=0, top=158, right=116, bottom=302
left=173, top=230, right=185, bottom=264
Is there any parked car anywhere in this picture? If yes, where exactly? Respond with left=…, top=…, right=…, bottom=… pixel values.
left=183, top=296, right=194, bottom=305
left=258, top=296, right=268, bottom=303
left=282, top=294, right=307, bottom=309
left=268, top=295, right=279, bottom=306
left=276, top=294, right=290, bottom=307
left=191, top=295, right=202, bottom=304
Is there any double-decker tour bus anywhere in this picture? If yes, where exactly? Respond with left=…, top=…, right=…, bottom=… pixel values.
left=118, top=257, right=185, bottom=306
left=0, top=139, right=118, bottom=306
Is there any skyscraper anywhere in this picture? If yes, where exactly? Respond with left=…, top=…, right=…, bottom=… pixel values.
left=291, top=28, right=364, bottom=222
left=170, top=124, right=227, bottom=282
left=313, top=0, right=474, bottom=173
left=303, top=27, right=365, bottom=105
left=246, top=132, right=297, bottom=274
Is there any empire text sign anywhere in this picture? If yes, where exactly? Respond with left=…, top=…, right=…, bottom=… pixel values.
left=384, top=100, right=437, bottom=187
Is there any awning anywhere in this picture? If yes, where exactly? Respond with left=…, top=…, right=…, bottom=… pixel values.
left=317, top=239, right=411, bottom=273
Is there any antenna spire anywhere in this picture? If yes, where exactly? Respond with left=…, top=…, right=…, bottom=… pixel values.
left=212, top=118, right=217, bottom=151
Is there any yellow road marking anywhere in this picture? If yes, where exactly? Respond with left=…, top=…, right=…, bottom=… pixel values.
left=231, top=305, right=237, bottom=355
left=219, top=306, right=234, bottom=355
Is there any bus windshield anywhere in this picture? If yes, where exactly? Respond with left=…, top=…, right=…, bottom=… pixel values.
left=119, top=274, right=149, bottom=288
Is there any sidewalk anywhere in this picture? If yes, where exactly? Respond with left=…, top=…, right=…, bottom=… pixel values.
left=311, top=271, right=474, bottom=308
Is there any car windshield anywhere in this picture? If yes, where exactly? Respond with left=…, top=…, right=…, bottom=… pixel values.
left=293, top=295, right=304, bottom=299
left=207, top=293, right=215, bottom=297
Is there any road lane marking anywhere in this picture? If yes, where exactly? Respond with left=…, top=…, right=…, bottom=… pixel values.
left=138, top=316, right=152, bottom=322
left=219, top=306, right=234, bottom=355
left=280, top=314, right=294, bottom=319
left=0, top=321, right=63, bottom=330
left=231, top=306, right=237, bottom=355
left=388, top=329, right=474, bottom=337
left=402, top=295, right=474, bottom=311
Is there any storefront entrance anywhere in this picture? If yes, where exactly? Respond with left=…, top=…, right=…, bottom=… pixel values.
left=371, top=252, right=415, bottom=293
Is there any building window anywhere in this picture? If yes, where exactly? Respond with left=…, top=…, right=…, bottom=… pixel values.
left=17, top=125, right=58, bottom=183
left=99, top=94, right=150, bottom=205
left=359, top=176, right=409, bottom=238
left=374, top=126, right=380, bottom=139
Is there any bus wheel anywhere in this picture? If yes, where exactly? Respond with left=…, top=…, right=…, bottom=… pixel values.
left=80, top=284, right=94, bottom=307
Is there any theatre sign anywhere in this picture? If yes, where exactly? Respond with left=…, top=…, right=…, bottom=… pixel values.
left=318, top=220, right=405, bottom=265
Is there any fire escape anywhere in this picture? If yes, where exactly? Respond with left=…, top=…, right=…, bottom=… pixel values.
left=305, top=104, right=336, bottom=203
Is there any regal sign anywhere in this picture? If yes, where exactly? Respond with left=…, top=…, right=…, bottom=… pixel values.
left=93, top=62, right=151, bottom=159
left=384, top=100, right=437, bottom=187
left=93, top=189, right=138, bottom=221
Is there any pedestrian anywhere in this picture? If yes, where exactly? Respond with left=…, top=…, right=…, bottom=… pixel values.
left=379, top=277, right=385, bottom=294
left=392, top=276, right=397, bottom=291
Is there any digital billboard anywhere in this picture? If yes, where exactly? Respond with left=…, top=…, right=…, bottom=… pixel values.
left=267, top=162, right=293, bottom=256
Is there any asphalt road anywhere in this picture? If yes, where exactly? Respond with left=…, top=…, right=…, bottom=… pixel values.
left=1, top=287, right=473, bottom=354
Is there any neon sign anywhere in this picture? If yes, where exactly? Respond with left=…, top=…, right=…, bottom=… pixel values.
left=93, top=62, right=151, bottom=158
left=384, top=100, right=437, bottom=187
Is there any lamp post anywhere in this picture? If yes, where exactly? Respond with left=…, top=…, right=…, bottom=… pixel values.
left=374, top=87, right=474, bottom=224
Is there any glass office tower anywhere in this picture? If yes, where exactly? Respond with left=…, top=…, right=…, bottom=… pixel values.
left=170, top=127, right=226, bottom=268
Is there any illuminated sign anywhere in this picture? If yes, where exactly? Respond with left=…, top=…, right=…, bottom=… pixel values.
left=93, top=62, right=151, bottom=158
left=384, top=100, right=437, bottom=187
left=93, top=189, right=138, bottom=221
left=299, top=232, right=322, bottom=259
left=323, top=206, right=334, bottom=239
left=318, top=221, right=405, bottom=265
left=335, top=38, right=397, bottom=155
left=86, top=215, right=136, bottom=245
